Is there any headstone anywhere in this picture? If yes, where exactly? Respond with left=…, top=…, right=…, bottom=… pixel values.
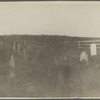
left=64, top=56, right=67, bottom=60
left=90, top=43, right=97, bottom=56
left=9, top=54, right=15, bottom=79
left=9, top=55, right=15, bottom=69
left=80, top=51, right=88, bottom=63
left=13, top=41, right=16, bottom=51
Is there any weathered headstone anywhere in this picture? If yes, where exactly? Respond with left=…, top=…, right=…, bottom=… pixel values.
left=9, top=55, right=15, bottom=68
left=9, top=54, right=15, bottom=79
left=90, top=42, right=97, bottom=56
left=13, top=41, right=16, bottom=51
left=64, top=56, right=67, bottom=60
left=80, top=51, right=88, bottom=63
left=8, top=54, right=16, bottom=94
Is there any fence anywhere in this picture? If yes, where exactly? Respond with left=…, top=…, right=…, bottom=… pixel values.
left=63, top=40, right=100, bottom=49
left=77, top=40, right=100, bottom=49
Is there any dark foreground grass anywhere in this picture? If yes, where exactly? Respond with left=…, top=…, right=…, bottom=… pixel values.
left=0, top=46, right=99, bottom=97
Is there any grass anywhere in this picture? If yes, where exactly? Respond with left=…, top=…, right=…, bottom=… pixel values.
left=0, top=35, right=99, bottom=97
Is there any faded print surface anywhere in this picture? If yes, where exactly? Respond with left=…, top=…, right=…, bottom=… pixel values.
left=0, top=1, right=100, bottom=97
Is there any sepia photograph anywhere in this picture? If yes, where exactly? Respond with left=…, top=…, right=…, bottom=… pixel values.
left=0, top=1, right=100, bottom=98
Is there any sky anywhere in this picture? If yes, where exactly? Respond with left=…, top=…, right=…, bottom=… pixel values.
left=0, top=1, right=100, bottom=37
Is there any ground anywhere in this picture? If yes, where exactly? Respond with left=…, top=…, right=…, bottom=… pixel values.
left=0, top=35, right=100, bottom=97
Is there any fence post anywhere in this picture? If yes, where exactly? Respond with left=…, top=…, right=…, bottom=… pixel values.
left=24, top=41, right=26, bottom=55
left=0, top=40, right=2, bottom=48
left=23, top=48, right=25, bottom=55
left=78, top=41, right=80, bottom=49
left=18, top=43, right=20, bottom=53
left=24, top=41, right=25, bottom=45
left=24, top=48, right=27, bottom=59
left=24, top=41, right=27, bottom=59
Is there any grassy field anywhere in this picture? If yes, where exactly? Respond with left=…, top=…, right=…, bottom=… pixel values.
left=0, top=35, right=99, bottom=97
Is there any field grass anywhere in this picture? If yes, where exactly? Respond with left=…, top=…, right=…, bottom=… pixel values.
left=0, top=35, right=99, bottom=97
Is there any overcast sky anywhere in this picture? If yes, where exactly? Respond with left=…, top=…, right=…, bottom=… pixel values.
left=0, top=1, right=100, bottom=37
